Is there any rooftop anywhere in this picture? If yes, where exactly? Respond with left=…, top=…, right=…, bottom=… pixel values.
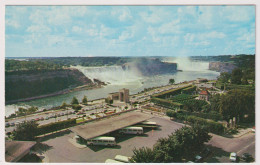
left=70, top=111, right=152, bottom=140
left=5, top=141, right=36, bottom=162
left=199, top=90, right=209, bottom=95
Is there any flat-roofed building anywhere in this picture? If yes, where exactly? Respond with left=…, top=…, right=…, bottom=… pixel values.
left=107, top=88, right=129, bottom=103
left=5, top=141, right=37, bottom=162
left=70, top=111, right=152, bottom=140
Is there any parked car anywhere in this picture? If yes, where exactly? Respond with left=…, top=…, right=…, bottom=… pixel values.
left=35, top=118, right=40, bottom=121
left=10, top=122, right=15, bottom=126
left=61, top=113, right=64, bottom=116
left=15, top=121, right=21, bottom=125
left=230, top=152, right=237, bottom=162
left=251, top=126, right=255, bottom=133
left=40, top=117, right=44, bottom=120
left=194, top=155, right=203, bottom=162
left=45, top=116, right=49, bottom=120
left=57, top=114, right=61, bottom=117
left=5, top=123, right=10, bottom=127
left=241, top=153, right=253, bottom=162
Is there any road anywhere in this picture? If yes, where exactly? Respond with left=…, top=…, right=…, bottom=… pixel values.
left=5, top=104, right=125, bottom=133
left=206, top=132, right=255, bottom=163
left=5, top=81, right=193, bottom=133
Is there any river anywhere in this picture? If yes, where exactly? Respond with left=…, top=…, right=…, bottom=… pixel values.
left=5, top=58, right=219, bottom=116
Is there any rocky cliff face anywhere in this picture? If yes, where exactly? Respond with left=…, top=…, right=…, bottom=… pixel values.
left=209, top=62, right=237, bottom=73
left=122, top=58, right=177, bottom=76
left=5, top=69, right=101, bottom=102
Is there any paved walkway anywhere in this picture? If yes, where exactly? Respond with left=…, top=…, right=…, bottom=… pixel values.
left=232, top=128, right=253, bottom=138
left=68, top=136, right=87, bottom=149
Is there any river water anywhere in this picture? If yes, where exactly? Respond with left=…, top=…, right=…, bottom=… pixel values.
left=5, top=58, right=219, bottom=116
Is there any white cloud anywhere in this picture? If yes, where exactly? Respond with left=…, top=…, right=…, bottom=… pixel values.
left=184, top=33, right=195, bottom=42
left=224, top=6, right=254, bottom=22
left=118, top=31, right=133, bottom=41
left=158, top=20, right=181, bottom=34
left=26, top=25, right=51, bottom=33
left=205, top=31, right=226, bottom=39
left=6, top=20, right=20, bottom=28
left=72, top=26, right=82, bottom=33
left=111, top=7, right=132, bottom=21
left=139, top=12, right=161, bottom=24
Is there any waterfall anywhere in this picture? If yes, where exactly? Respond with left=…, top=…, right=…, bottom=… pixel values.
left=71, top=65, right=143, bottom=85
left=162, top=57, right=209, bottom=71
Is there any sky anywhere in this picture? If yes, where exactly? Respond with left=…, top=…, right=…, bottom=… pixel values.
left=5, top=5, right=255, bottom=57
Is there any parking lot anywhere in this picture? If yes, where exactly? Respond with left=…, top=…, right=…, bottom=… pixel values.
left=36, top=116, right=184, bottom=163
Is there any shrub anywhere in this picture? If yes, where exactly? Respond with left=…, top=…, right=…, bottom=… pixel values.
left=37, top=118, right=76, bottom=135
left=151, top=97, right=183, bottom=109
left=175, top=114, right=224, bottom=134
left=182, top=85, right=196, bottom=94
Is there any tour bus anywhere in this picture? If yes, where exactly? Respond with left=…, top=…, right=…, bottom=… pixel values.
left=105, top=159, right=124, bottom=163
left=135, top=121, right=158, bottom=128
left=119, top=126, right=143, bottom=135
left=114, top=155, right=131, bottom=163
left=87, top=136, right=116, bottom=146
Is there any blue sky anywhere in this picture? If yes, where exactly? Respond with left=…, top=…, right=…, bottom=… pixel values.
left=5, top=6, right=255, bottom=57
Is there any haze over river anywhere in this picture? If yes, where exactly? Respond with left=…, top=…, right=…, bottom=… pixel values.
left=5, top=58, right=219, bottom=116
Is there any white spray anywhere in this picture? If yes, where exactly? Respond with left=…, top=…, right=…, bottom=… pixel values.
left=162, top=57, right=209, bottom=71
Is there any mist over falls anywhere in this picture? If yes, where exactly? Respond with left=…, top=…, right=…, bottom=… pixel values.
left=162, top=57, right=210, bottom=71
left=74, top=65, right=143, bottom=85
left=73, top=58, right=177, bottom=85
left=73, top=57, right=209, bottom=85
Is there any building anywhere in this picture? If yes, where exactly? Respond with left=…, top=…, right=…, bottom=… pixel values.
left=107, top=88, right=129, bottom=103
left=199, top=90, right=210, bottom=101
left=196, top=78, right=208, bottom=83
left=195, top=83, right=213, bottom=90
left=5, top=141, right=37, bottom=162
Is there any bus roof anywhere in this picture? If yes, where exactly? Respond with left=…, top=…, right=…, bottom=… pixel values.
left=124, top=126, right=143, bottom=130
left=115, top=155, right=130, bottom=163
left=141, top=121, right=157, bottom=125
left=105, top=159, right=123, bottom=163
left=91, top=136, right=115, bottom=141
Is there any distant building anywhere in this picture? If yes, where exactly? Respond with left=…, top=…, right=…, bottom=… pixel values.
left=199, top=90, right=210, bottom=101
left=195, top=83, right=213, bottom=90
left=5, top=141, right=37, bottom=162
left=108, top=88, right=129, bottom=103
left=196, top=78, right=208, bottom=83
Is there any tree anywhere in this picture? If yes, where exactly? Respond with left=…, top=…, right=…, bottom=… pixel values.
left=72, top=104, right=82, bottom=110
left=219, top=89, right=255, bottom=123
left=130, top=147, right=155, bottom=163
left=12, top=121, right=39, bottom=141
left=217, top=72, right=231, bottom=83
left=231, top=68, right=242, bottom=84
left=71, top=96, right=79, bottom=105
left=209, top=94, right=221, bottom=112
left=131, top=125, right=211, bottom=163
left=27, top=106, right=38, bottom=114
left=60, top=102, right=68, bottom=109
left=82, top=95, right=88, bottom=105
left=166, top=110, right=176, bottom=119
left=105, top=98, right=113, bottom=104
left=169, top=78, right=175, bottom=85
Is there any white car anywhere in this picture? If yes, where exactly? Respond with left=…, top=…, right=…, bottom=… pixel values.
left=230, top=152, right=237, bottom=162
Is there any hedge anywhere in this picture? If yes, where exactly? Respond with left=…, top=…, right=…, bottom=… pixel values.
left=175, top=113, right=224, bottom=134
left=151, top=97, right=183, bottom=109
left=180, top=110, right=223, bottom=121
left=182, top=85, right=196, bottom=94
left=37, top=118, right=76, bottom=135
left=152, top=85, right=192, bottom=99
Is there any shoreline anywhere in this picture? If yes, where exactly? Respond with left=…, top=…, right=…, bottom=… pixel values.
left=5, top=84, right=104, bottom=105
